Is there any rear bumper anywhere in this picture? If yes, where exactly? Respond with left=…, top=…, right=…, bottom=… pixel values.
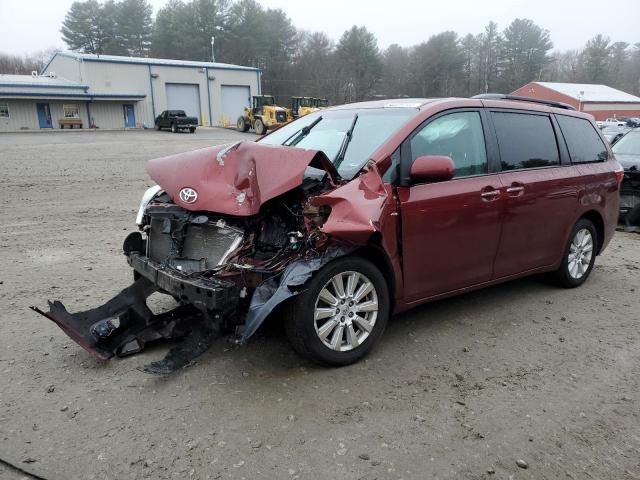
left=127, top=252, right=237, bottom=312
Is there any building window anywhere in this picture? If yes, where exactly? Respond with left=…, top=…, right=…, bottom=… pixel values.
left=0, top=102, right=9, bottom=118
left=63, top=104, right=80, bottom=118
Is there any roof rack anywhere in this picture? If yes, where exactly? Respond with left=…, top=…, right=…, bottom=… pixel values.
left=472, top=93, right=576, bottom=111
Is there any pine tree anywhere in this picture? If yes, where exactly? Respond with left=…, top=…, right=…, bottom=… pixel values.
left=60, top=0, right=104, bottom=53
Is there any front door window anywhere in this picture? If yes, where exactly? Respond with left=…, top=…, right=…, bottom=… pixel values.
left=409, top=111, right=488, bottom=178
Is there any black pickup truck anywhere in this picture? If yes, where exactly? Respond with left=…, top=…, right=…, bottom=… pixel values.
left=155, top=110, right=198, bottom=133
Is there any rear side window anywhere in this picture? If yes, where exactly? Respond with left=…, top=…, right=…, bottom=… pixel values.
left=492, top=112, right=559, bottom=170
left=556, top=115, right=608, bottom=163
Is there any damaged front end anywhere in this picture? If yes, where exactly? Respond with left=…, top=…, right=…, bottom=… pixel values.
left=32, top=141, right=387, bottom=373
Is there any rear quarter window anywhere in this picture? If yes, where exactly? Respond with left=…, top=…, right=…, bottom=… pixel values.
left=491, top=112, right=559, bottom=170
left=556, top=115, right=608, bottom=163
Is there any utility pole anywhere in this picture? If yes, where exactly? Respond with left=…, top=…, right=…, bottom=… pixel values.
left=577, top=91, right=584, bottom=112
left=211, top=36, right=215, bottom=63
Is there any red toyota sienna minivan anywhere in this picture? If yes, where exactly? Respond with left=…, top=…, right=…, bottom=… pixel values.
left=35, top=95, right=622, bottom=372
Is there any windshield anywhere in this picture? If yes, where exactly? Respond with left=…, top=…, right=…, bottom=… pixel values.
left=258, top=108, right=416, bottom=179
left=261, top=97, right=275, bottom=106
left=612, top=131, right=640, bottom=155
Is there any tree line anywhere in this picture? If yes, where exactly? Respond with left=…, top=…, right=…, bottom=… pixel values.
left=2, top=0, right=639, bottom=106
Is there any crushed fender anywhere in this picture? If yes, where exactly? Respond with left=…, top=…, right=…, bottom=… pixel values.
left=239, top=247, right=354, bottom=342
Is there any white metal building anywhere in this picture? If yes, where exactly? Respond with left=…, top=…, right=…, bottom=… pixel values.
left=0, top=52, right=261, bottom=132
left=0, top=73, right=147, bottom=132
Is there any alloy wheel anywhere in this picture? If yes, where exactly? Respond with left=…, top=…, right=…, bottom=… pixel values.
left=313, top=271, right=378, bottom=352
left=568, top=228, right=593, bottom=279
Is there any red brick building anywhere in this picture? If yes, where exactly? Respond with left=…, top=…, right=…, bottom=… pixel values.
left=511, top=82, right=640, bottom=121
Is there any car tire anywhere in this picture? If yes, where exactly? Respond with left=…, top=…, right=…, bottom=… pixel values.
left=254, top=118, right=266, bottom=135
left=552, top=218, right=598, bottom=288
left=189, top=127, right=196, bottom=133
left=171, top=123, right=177, bottom=133
left=284, top=256, right=389, bottom=366
left=155, top=123, right=160, bottom=131
left=237, top=116, right=249, bottom=132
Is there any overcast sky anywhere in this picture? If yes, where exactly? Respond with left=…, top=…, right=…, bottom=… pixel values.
left=1, top=0, right=638, bottom=56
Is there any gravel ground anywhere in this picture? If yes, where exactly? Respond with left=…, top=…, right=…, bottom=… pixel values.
left=1, top=129, right=639, bottom=480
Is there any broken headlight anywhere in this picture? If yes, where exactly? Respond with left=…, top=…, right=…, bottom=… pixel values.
left=136, top=185, right=163, bottom=226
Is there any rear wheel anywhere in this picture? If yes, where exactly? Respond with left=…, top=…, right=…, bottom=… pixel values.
left=553, top=218, right=597, bottom=288
left=237, top=116, right=249, bottom=132
left=284, top=256, right=389, bottom=366
left=155, top=123, right=160, bottom=131
left=171, top=123, right=177, bottom=133
left=254, top=118, right=266, bottom=135
left=189, top=127, right=196, bottom=133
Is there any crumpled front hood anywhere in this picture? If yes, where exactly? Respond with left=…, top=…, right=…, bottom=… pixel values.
left=146, top=141, right=338, bottom=216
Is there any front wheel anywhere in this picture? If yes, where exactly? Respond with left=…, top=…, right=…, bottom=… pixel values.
left=237, top=116, right=249, bottom=132
left=552, top=218, right=597, bottom=288
left=254, top=118, right=266, bottom=135
left=284, top=256, right=389, bottom=366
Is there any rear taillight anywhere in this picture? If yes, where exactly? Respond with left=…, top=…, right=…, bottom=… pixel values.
left=614, top=169, right=625, bottom=185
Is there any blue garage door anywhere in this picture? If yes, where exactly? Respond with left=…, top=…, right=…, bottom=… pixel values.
left=165, top=83, right=201, bottom=125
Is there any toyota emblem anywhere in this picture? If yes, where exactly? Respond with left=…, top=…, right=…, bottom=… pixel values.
left=179, top=187, right=198, bottom=204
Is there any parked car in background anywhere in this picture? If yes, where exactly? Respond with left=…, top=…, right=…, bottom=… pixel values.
left=612, top=129, right=640, bottom=225
left=597, top=117, right=627, bottom=129
left=602, top=126, right=630, bottom=144
left=624, top=117, right=640, bottom=128
left=34, top=95, right=622, bottom=372
left=155, top=110, right=197, bottom=133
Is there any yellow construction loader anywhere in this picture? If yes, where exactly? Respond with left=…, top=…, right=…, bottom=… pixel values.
left=237, top=95, right=289, bottom=135
left=289, top=96, right=319, bottom=119
left=313, top=98, right=329, bottom=109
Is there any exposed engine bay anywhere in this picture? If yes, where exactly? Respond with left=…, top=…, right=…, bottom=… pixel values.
left=32, top=140, right=394, bottom=373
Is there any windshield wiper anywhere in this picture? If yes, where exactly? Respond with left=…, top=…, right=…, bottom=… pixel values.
left=333, top=114, right=358, bottom=170
left=283, top=116, right=323, bottom=146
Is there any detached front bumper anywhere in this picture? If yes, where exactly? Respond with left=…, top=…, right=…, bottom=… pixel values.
left=31, top=252, right=238, bottom=370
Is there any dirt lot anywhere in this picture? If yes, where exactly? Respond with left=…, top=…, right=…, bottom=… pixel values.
left=1, top=129, right=639, bottom=480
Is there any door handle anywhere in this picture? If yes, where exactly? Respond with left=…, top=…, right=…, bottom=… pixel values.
left=506, top=182, right=525, bottom=197
left=480, top=190, right=500, bottom=199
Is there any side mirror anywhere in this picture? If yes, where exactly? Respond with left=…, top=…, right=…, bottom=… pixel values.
left=410, top=155, right=455, bottom=183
